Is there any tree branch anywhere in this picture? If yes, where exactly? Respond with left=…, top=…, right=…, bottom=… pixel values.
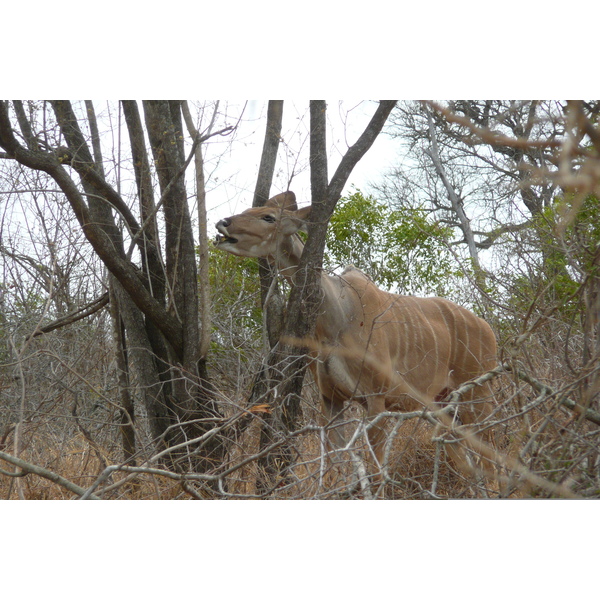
left=327, top=100, right=397, bottom=205
left=0, top=450, right=101, bottom=499
left=27, top=292, right=109, bottom=339
left=0, top=101, right=184, bottom=356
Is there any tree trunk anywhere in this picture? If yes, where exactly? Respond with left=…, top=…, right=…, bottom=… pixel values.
left=253, top=100, right=285, bottom=310
left=142, top=100, right=223, bottom=470
left=272, top=100, right=397, bottom=432
left=0, top=100, right=225, bottom=475
left=108, top=280, right=136, bottom=463
left=252, top=101, right=396, bottom=488
left=181, top=100, right=214, bottom=383
left=425, top=107, right=483, bottom=275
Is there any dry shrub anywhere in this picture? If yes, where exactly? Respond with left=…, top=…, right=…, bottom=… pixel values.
left=3, top=340, right=597, bottom=500
left=219, top=385, right=499, bottom=500
left=1, top=425, right=194, bottom=500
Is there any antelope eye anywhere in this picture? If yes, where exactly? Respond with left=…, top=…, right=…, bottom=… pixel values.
left=261, top=215, right=276, bottom=223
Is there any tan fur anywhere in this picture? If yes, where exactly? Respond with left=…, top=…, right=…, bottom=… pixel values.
left=215, top=192, right=498, bottom=477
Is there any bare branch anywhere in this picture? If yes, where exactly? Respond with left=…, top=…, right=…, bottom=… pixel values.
left=0, top=450, right=101, bottom=499
left=425, top=100, right=563, bottom=151
left=27, top=292, right=109, bottom=339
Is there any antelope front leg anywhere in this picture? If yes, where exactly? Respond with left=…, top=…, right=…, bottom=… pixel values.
left=319, top=395, right=353, bottom=493
left=321, top=395, right=346, bottom=450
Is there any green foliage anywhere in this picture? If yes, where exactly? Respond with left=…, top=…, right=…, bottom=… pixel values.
left=506, top=194, right=600, bottom=320
left=207, top=245, right=263, bottom=333
left=325, top=189, right=459, bottom=295
left=561, top=194, right=600, bottom=274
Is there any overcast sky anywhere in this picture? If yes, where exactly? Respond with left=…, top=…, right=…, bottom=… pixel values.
left=202, top=100, right=403, bottom=227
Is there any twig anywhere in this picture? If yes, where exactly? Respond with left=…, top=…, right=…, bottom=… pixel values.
left=425, top=101, right=563, bottom=151
left=506, top=363, right=600, bottom=426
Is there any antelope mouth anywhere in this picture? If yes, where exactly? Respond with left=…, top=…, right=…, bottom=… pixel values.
left=215, top=223, right=238, bottom=245
left=214, top=233, right=238, bottom=245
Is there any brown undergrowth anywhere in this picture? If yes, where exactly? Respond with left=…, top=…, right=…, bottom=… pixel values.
left=2, top=359, right=598, bottom=500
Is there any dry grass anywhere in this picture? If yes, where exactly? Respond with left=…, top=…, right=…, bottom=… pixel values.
left=2, top=348, right=599, bottom=500
left=0, top=400, right=492, bottom=500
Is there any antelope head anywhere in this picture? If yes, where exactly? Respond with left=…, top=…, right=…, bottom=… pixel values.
left=214, top=191, right=311, bottom=262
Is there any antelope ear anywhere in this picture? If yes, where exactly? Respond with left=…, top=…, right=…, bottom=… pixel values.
left=280, top=205, right=311, bottom=235
left=266, top=191, right=297, bottom=211
left=295, top=206, right=312, bottom=222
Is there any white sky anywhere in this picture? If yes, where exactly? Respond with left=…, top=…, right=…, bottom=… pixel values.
left=201, top=100, right=403, bottom=227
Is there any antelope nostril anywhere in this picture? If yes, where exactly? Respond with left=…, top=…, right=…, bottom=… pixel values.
left=217, top=218, right=231, bottom=229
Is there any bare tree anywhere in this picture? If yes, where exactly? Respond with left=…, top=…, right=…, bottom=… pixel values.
left=379, top=102, right=572, bottom=257
left=0, top=100, right=235, bottom=475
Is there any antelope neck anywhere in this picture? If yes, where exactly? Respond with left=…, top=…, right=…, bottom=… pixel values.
left=268, top=234, right=306, bottom=282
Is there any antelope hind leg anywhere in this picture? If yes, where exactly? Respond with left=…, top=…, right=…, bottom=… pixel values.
left=318, top=395, right=352, bottom=492
left=365, top=396, right=388, bottom=485
left=454, top=382, right=498, bottom=480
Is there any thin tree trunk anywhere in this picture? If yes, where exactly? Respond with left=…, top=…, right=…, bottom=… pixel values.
left=181, top=100, right=213, bottom=375
left=273, top=100, right=397, bottom=432
left=143, top=100, right=223, bottom=471
left=108, top=280, right=136, bottom=463
left=85, top=100, right=136, bottom=464
left=253, top=101, right=285, bottom=310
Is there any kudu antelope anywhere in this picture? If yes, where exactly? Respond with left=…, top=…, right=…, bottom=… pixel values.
left=215, top=191, right=498, bottom=480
